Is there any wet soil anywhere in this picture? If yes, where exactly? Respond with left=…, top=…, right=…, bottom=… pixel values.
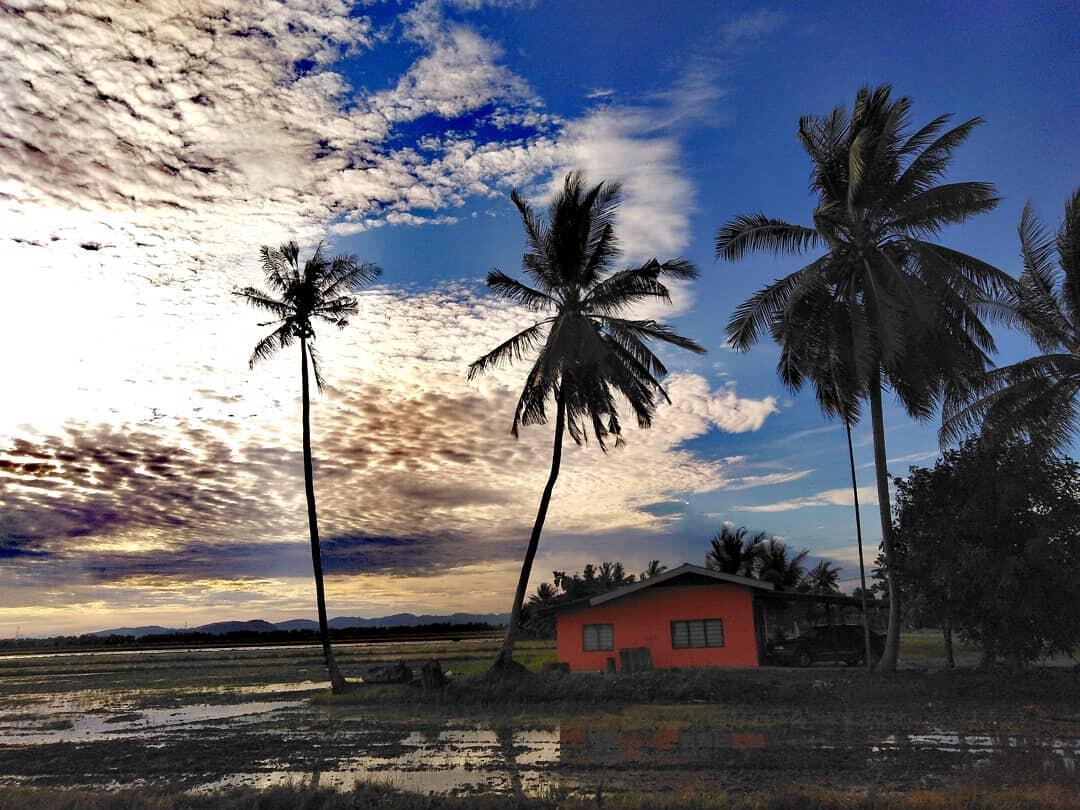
left=1, top=643, right=1077, bottom=799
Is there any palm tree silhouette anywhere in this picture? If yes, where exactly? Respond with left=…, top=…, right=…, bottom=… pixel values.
left=235, top=241, right=380, bottom=692
left=470, top=172, right=705, bottom=672
left=705, top=525, right=764, bottom=576
left=943, top=189, right=1080, bottom=452
left=640, top=559, right=667, bottom=580
left=770, top=295, right=875, bottom=667
left=754, top=537, right=809, bottom=590
left=804, top=560, right=841, bottom=594
left=717, top=85, right=1011, bottom=670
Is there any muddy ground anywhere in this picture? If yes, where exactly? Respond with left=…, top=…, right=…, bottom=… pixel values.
left=0, top=639, right=1077, bottom=800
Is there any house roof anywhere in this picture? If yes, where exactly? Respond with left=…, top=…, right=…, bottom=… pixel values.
left=585, top=563, right=774, bottom=608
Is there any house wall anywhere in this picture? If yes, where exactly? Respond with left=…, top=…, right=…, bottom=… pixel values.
left=555, top=583, right=761, bottom=671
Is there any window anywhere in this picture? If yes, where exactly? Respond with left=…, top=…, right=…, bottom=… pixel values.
left=671, top=618, right=724, bottom=649
left=583, top=623, right=614, bottom=651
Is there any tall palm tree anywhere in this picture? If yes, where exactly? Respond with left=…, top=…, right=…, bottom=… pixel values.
left=470, top=171, right=705, bottom=672
left=705, top=525, right=764, bottom=576
left=943, top=189, right=1080, bottom=451
left=716, top=85, right=1011, bottom=670
left=772, top=295, right=876, bottom=667
left=235, top=241, right=380, bottom=692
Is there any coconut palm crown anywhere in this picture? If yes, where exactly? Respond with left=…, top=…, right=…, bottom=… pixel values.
left=943, top=189, right=1080, bottom=453
left=716, top=85, right=1013, bottom=670
left=470, top=171, right=705, bottom=670
left=235, top=241, right=380, bottom=692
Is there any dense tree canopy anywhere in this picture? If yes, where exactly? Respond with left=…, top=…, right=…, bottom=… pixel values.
left=893, top=439, right=1080, bottom=667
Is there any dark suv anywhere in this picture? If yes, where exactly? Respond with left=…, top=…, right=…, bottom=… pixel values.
left=766, top=625, right=884, bottom=667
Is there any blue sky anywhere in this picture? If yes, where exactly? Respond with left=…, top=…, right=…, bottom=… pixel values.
left=1, top=0, right=1077, bottom=633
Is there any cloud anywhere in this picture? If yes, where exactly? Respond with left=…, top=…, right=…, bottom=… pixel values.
left=719, top=9, right=786, bottom=50
left=735, top=486, right=879, bottom=513
left=720, top=469, right=814, bottom=491
left=0, top=1, right=783, bottom=632
left=1, top=283, right=780, bottom=592
left=549, top=107, right=691, bottom=264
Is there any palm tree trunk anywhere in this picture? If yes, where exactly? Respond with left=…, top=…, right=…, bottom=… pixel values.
left=492, top=392, right=566, bottom=671
left=869, top=375, right=901, bottom=672
left=845, top=420, right=874, bottom=672
left=301, top=337, right=348, bottom=692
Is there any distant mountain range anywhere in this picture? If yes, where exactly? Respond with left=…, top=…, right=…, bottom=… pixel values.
left=90, top=612, right=509, bottom=638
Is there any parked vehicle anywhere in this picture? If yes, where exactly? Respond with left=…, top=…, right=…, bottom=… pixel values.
left=766, top=625, right=884, bottom=667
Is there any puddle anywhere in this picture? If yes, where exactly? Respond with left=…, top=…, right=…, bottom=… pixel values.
left=194, top=727, right=564, bottom=798
left=872, top=730, right=1080, bottom=774
left=0, top=700, right=301, bottom=745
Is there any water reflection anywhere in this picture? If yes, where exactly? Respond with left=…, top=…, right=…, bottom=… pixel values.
left=196, top=726, right=565, bottom=798
left=0, top=700, right=302, bottom=745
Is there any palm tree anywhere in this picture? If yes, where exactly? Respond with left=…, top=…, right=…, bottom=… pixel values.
left=804, top=560, right=841, bottom=594
left=597, top=561, right=634, bottom=589
left=640, top=559, right=667, bottom=580
left=943, top=189, right=1080, bottom=452
left=771, top=296, right=876, bottom=667
left=705, top=525, right=764, bottom=576
left=754, top=537, right=809, bottom=590
left=470, top=171, right=705, bottom=672
left=235, top=241, right=380, bottom=692
left=716, top=85, right=1012, bottom=670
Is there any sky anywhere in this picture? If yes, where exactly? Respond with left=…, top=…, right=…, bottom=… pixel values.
left=1, top=0, right=1078, bottom=636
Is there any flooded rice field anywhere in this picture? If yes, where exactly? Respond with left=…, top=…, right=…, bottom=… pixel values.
left=1, top=642, right=1077, bottom=798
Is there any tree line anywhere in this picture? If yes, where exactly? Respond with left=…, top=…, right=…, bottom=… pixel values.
left=236, top=83, right=1079, bottom=690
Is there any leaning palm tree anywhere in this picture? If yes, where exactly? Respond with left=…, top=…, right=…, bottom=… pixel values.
left=235, top=241, right=380, bottom=693
left=470, top=171, right=705, bottom=672
left=943, top=189, right=1080, bottom=452
left=717, top=85, right=1012, bottom=670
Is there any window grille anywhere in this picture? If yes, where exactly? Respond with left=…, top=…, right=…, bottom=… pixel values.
left=583, top=623, right=614, bottom=651
left=671, top=618, right=724, bottom=648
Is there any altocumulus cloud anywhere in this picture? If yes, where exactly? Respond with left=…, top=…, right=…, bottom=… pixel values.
left=2, top=285, right=780, bottom=585
left=0, top=0, right=786, bottom=627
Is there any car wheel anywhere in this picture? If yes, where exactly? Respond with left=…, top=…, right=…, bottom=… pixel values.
left=796, top=650, right=812, bottom=667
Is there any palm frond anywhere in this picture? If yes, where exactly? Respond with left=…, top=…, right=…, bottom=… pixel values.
left=467, top=320, right=551, bottom=381
left=599, top=317, right=706, bottom=355
left=320, top=257, right=381, bottom=299
left=892, top=182, right=1000, bottom=235
left=306, top=340, right=327, bottom=391
left=898, top=113, right=951, bottom=157
left=582, top=264, right=670, bottom=314
left=715, top=214, right=820, bottom=260
left=485, top=269, right=559, bottom=312
left=248, top=322, right=295, bottom=368
left=1058, top=188, right=1080, bottom=322
left=726, top=256, right=828, bottom=351
left=234, top=287, right=295, bottom=318
left=259, top=245, right=298, bottom=294
left=511, top=189, right=558, bottom=293
left=893, top=117, right=984, bottom=197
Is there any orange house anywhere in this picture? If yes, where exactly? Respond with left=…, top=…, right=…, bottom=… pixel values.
left=555, top=564, right=774, bottom=671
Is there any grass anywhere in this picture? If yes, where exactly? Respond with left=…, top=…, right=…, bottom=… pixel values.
left=2, top=784, right=1078, bottom=810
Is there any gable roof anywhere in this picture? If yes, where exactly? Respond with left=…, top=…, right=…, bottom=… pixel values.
left=586, top=563, right=773, bottom=607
